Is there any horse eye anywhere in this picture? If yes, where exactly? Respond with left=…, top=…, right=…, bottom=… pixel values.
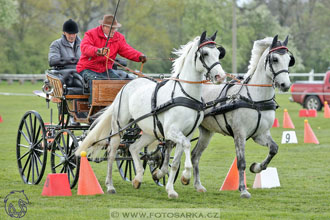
left=203, top=52, right=208, bottom=56
left=273, top=57, right=278, bottom=62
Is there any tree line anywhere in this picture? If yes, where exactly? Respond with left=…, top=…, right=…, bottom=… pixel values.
left=0, top=0, right=329, bottom=74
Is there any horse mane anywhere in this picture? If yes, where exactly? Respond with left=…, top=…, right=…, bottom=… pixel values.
left=245, top=37, right=273, bottom=78
left=171, top=36, right=199, bottom=77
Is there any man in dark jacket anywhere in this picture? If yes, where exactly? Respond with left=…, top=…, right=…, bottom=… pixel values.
left=48, top=19, right=82, bottom=125
left=48, top=19, right=81, bottom=69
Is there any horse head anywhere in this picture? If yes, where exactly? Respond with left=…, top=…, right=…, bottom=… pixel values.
left=195, top=31, right=226, bottom=83
left=265, top=35, right=295, bottom=92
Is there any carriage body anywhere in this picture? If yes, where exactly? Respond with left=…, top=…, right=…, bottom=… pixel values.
left=16, top=63, right=176, bottom=189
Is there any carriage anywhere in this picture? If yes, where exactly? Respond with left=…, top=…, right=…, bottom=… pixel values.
left=16, top=57, right=179, bottom=189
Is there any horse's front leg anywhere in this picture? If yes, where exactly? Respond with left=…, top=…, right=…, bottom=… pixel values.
left=250, top=131, right=278, bottom=173
left=234, top=134, right=251, bottom=198
left=165, top=128, right=191, bottom=198
left=129, top=134, right=155, bottom=189
left=191, top=126, right=214, bottom=192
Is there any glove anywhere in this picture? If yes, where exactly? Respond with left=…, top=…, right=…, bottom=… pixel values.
left=139, top=55, right=147, bottom=63
left=96, top=47, right=109, bottom=56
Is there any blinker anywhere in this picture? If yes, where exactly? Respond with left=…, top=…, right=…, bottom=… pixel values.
left=218, top=46, right=226, bottom=59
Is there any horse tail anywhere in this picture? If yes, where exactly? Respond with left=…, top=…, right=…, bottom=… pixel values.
left=75, top=104, right=114, bottom=157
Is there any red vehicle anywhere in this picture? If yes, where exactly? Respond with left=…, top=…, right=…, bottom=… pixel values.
left=290, top=71, right=330, bottom=111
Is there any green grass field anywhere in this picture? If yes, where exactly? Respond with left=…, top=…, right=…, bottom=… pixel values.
left=0, top=82, right=329, bottom=220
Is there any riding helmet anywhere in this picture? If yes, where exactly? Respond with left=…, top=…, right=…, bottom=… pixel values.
left=62, top=19, right=79, bottom=34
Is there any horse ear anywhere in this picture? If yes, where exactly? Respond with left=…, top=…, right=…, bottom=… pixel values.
left=200, top=31, right=207, bottom=45
left=210, top=31, right=218, bottom=41
left=283, top=35, right=289, bottom=46
left=271, top=35, right=278, bottom=48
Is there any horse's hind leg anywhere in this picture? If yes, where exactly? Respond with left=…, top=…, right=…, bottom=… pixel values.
left=106, top=135, right=121, bottom=194
left=129, top=133, right=156, bottom=189
left=234, top=134, right=251, bottom=198
left=250, top=131, right=278, bottom=173
left=152, top=141, right=174, bottom=181
left=191, top=126, right=214, bottom=192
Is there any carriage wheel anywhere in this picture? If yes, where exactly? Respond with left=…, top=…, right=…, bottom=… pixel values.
left=50, top=129, right=80, bottom=189
left=116, top=146, right=147, bottom=182
left=16, top=111, right=48, bottom=185
left=148, top=144, right=180, bottom=187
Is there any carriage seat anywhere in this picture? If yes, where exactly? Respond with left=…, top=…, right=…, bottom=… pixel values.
left=48, top=69, right=84, bottom=95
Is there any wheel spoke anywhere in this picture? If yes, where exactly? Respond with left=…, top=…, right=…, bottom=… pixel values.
left=124, top=160, right=129, bottom=179
left=18, top=143, right=30, bottom=149
left=22, top=154, right=31, bottom=174
left=34, top=151, right=43, bottom=166
left=119, top=160, right=124, bottom=169
left=59, top=165, right=65, bottom=173
left=52, top=151, right=64, bottom=158
left=53, top=161, right=64, bottom=169
left=66, top=134, right=70, bottom=154
left=32, top=151, right=40, bottom=177
left=68, top=161, right=77, bottom=168
left=34, top=125, right=41, bottom=144
left=128, top=160, right=132, bottom=180
left=18, top=150, right=30, bottom=161
left=32, top=115, right=37, bottom=143
left=26, top=155, right=32, bottom=183
left=61, top=134, right=67, bottom=151
left=20, top=127, right=31, bottom=144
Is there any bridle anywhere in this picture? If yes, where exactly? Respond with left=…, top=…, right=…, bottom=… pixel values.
left=265, top=46, right=291, bottom=79
left=195, top=41, right=222, bottom=81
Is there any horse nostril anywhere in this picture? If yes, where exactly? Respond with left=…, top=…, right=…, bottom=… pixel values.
left=280, top=83, right=285, bottom=88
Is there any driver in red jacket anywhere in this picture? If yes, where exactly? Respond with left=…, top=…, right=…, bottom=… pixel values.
left=77, top=14, right=147, bottom=102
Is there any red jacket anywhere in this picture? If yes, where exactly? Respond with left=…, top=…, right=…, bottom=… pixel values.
left=76, top=26, right=143, bottom=73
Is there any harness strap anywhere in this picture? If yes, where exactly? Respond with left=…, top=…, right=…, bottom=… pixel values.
left=223, top=113, right=234, bottom=137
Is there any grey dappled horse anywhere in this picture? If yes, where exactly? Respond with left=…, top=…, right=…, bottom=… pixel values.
left=191, top=35, right=295, bottom=198
left=76, top=31, right=227, bottom=198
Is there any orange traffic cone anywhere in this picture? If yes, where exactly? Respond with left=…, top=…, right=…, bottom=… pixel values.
left=0, top=115, right=3, bottom=123
left=220, top=157, right=247, bottom=191
left=42, top=173, right=72, bottom=196
left=272, top=118, right=280, bottom=128
left=324, top=101, right=330, bottom=118
left=77, top=151, right=104, bottom=195
left=304, top=119, right=319, bottom=144
left=283, top=109, right=295, bottom=129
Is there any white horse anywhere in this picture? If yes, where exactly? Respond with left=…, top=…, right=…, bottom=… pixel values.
left=191, top=35, right=295, bottom=198
left=75, top=31, right=227, bottom=198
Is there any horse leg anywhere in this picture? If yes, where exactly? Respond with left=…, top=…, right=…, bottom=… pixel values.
left=191, top=126, right=214, bottom=192
left=166, top=128, right=192, bottom=186
left=165, top=143, right=184, bottom=198
left=250, top=131, right=278, bottom=173
left=234, top=134, right=251, bottom=198
left=129, top=134, right=156, bottom=189
left=152, top=141, right=174, bottom=181
left=105, top=135, right=121, bottom=194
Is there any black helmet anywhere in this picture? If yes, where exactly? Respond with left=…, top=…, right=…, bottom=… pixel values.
left=63, top=19, right=78, bottom=34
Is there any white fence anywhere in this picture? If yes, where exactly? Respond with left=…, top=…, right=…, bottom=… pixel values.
left=0, top=72, right=326, bottom=84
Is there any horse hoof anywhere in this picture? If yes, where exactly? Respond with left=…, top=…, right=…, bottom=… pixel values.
left=250, top=162, right=261, bottom=173
left=240, top=190, right=251, bottom=199
left=196, top=186, right=207, bottom=193
left=132, top=179, right=141, bottom=189
left=152, top=170, right=159, bottom=181
left=168, top=191, right=179, bottom=199
left=107, top=189, right=116, bottom=194
left=181, top=176, right=190, bottom=185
